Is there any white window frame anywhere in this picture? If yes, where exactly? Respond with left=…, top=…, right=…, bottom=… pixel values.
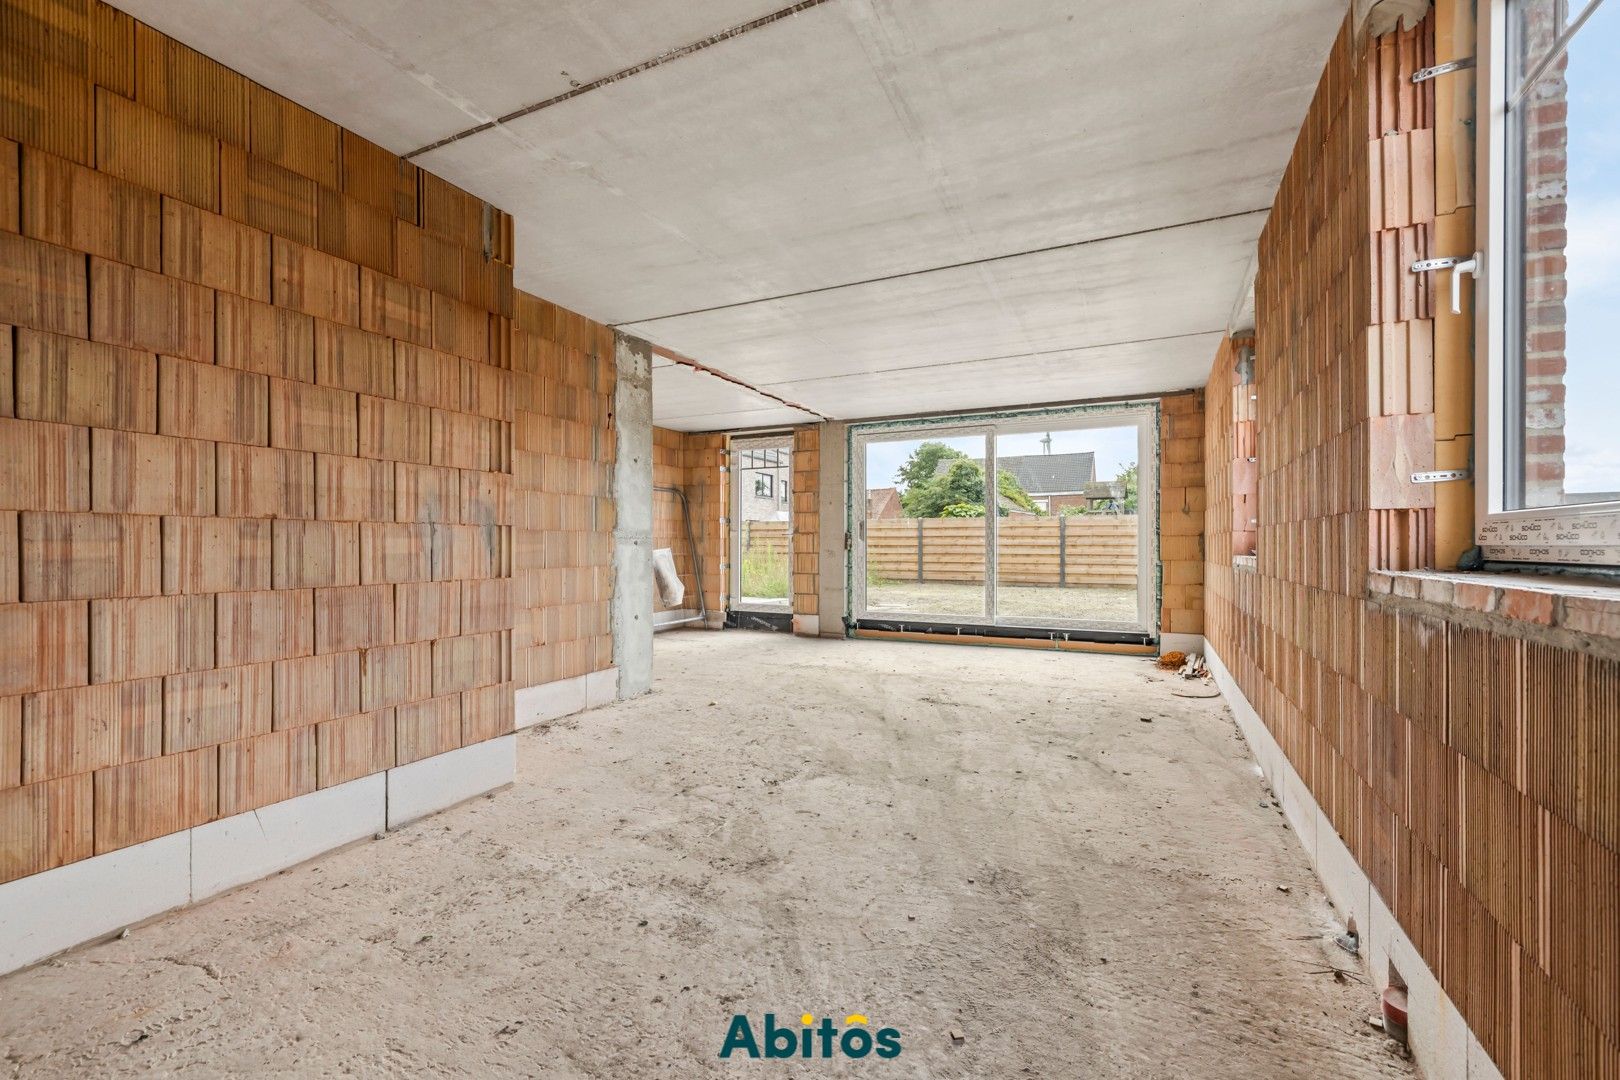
left=1476, top=0, right=1620, bottom=566
left=847, top=403, right=1158, bottom=636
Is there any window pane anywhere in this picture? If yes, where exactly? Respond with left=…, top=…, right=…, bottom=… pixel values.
left=1512, top=0, right=1620, bottom=508
left=992, top=427, right=1141, bottom=626
left=1512, top=0, right=1578, bottom=88
left=862, top=435, right=988, bottom=619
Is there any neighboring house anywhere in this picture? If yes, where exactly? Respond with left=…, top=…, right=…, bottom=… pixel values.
left=933, top=450, right=1102, bottom=513
left=867, top=487, right=904, bottom=520
left=1051, top=480, right=1127, bottom=514
left=737, top=446, right=790, bottom=522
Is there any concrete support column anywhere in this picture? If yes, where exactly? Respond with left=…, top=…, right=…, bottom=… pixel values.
left=816, top=421, right=848, bottom=636
left=611, top=333, right=654, bottom=697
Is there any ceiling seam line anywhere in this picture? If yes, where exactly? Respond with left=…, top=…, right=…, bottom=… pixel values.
left=754, top=329, right=1226, bottom=388
left=403, top=0, right=839, bottom=159
left=651, top=344, right=830, bottom=421
left=609, top=207, right=1270, bottom=327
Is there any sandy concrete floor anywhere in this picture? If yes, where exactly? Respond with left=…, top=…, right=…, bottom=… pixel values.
left=0, top=634, right=1413, bottom=1078
left=868, top=581, right=1138, bottom=621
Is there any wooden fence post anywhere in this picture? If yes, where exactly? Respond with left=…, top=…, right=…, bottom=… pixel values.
left=1058, top=514, right=1067, bottom=589
left=916, top=518, right=925, bottom=582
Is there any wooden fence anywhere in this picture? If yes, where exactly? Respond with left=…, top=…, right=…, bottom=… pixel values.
left=745, top=516, right=1138, bottom=586
left=867, top=517, right=1137, bottom=586
left=741, top=519, right=791, bottom=558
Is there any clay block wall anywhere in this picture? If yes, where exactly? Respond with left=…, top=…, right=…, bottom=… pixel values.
left=1216, top=335, right=1259, bottom=557
left=650, top=427, right=724, bottom=623
left=1158, top=391, right=1204, bottom=638
left=1366, top=12, right=1438, bottom=572
left=791, top=425, right=820, bottom=625
left=512, top=293, right=614, bottom=683
left=652, top=426, right=697, bottom=615
left=1205, top=11, right=1620, bottom=1075
left=685, top=434, right=727, bottom=620
left=0, top=0, right=518, bottom=884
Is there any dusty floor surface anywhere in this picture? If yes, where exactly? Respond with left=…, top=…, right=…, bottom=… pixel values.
left=0, top=634, right=1414, bottom=1078
left=868, top=581, right=1138, bottom=621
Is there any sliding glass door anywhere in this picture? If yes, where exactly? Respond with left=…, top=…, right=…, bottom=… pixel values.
left=858, top=428, right=990, bottom=621
left=852, top=405, right=1156, bottom=637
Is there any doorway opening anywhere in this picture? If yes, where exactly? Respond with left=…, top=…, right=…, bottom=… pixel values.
left=730, top=434, right=793, bottom=625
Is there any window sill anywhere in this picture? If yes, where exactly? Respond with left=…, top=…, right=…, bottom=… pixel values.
left=1233, top=555, right=1258, bottom=572
left=1367, top=569, right=1620, bottom=640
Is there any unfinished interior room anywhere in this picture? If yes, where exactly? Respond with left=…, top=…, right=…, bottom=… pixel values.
left=0, top=0, right=1615, bottom=1075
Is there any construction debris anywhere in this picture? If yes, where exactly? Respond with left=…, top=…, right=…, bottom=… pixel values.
left=1156, top=651, right=1187, bottom=670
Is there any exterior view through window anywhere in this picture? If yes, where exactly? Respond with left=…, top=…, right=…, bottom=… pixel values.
left=732, top=437, right=792, bottom=612
left=1507, top=0, right=1619, bottom=511
left=853, top=408, right=1155, bottom=636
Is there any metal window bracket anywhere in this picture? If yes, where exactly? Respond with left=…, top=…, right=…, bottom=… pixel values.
left=1411, top=469, right=1472, bottom=484
left=1412, top=57, right=1474, bottom=83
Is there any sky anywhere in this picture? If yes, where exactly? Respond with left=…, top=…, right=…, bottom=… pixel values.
left=864, top=426, right=1138, bottom=495
left=1551, top=0, right=1619, bottom=497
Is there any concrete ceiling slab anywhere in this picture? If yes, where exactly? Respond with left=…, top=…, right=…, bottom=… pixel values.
left=112, top=0, right=792, bottom=154
left=761, top=332, right=1229, bottom=418
left=110, top=0, right=1345, bottom=426
left=620, top=209, right=1261, bottom=414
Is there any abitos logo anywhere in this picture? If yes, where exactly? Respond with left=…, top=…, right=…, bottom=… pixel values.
left=719, top=1012, right=902, bottom=1060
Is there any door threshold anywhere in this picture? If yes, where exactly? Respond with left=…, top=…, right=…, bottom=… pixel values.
left=726, top=610, right=794, bottom=632
left=852, top=618, right=1152, bottom=653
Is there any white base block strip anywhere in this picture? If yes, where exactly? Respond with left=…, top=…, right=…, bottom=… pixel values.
left=1158, top=632, right=1205, bottom=657
left=515, top=668, right=620, bottom=730
left=0, top=832, right=191, bottom=975
left=1206, top=642, right=1499, bottom=1080
left=584, top=668, right=618, bottom=709
left=0, top=739, right=518, bottom=976
left=192, top=775, right=386, bottom=901
left=653, top=608, right=700, bottom=631
left=386, top=735, right=516, bottom=830
left=793, top=614, right=820, bottom=637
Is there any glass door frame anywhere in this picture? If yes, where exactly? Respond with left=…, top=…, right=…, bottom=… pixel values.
left=850, top=422, right=996, bottom=625
left=849, top=402, right=1159, bottom=638
left=729, top=432, right=794, bottom=615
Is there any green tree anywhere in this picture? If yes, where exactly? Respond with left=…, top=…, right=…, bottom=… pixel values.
left=898, top=454, right=1041, bottom=518
left=996, top=469, right=1040, bottom=514
left=902, top=457, right=984, bottom=517
left=1117, top=462, right=1139, bottom=512
left=894, top=441, right=967, bottom=490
